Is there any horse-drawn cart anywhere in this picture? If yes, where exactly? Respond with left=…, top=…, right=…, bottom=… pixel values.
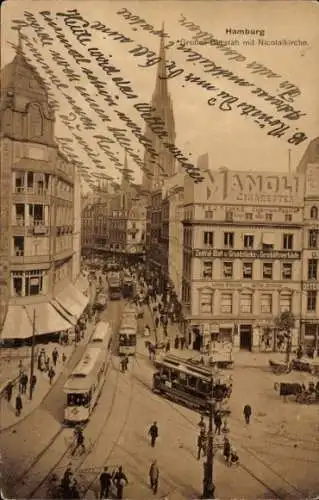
left=274, top=380, right=319, bottom=404
left=269, top=359, right=291, bottom=374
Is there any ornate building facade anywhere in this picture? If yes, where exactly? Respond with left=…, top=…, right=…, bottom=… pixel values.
left=0, top=36, right=84, bottom=341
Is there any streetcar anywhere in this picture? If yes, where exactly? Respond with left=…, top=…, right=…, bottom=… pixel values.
left=122, top=276, right=134, bottom=299
left=63, top=347, right=108, bottom=424
left=90, top=321, right=113, bottom=352
left=152, top=354, right=232, bottom=415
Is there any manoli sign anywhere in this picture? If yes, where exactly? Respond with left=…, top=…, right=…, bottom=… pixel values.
left=206, top=170, right=304, bottom=205
left=193, top=249, right=301, bottom=259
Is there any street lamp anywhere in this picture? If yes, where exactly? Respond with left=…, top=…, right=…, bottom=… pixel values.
left=202, top=376, right=216, bottom=499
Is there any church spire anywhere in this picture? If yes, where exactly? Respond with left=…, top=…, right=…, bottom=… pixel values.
left=154, top=23, right=168, bottom=95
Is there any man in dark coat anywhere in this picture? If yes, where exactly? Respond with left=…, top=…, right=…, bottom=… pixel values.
left=16, top=393, right=23, bottom=416
left=113, top=466, right=128, bottom=499
left=148, top=421, right=159, bottom=447
left=99, top=466, right=112, bottom=499
left=243, top=404, right=252, bottom=424
left=214, top=411, right=222, bottom=435
left=223, top=437, right=231, bottom=465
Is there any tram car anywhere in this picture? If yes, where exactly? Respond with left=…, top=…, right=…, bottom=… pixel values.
left=90, top=321, right=113, bottom=353
left=63, top=346, right=109, bottom=424
left=152, top=354, right=232, bottom=415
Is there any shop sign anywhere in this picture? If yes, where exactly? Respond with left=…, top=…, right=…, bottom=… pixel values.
left=193, top=249, right=301, bottom=259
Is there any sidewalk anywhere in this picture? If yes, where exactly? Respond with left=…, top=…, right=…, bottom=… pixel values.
left=0, top=320, right=95, bottom=432
left=142, top=302, right=291, bottom=369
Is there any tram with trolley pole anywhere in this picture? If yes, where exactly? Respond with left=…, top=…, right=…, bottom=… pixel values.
left=152, top=354, right=232, bottom=415
left=63, top=346, right=109, bottom=425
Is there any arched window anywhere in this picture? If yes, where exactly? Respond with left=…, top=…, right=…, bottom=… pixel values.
left=310, top=206, right=318, bottom=219
left=28, top=104, right=43, bottom=138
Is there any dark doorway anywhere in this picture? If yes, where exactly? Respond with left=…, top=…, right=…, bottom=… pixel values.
left=192, top=327, right=202, bottom=351
left=240, top=324, right=252, bottom=350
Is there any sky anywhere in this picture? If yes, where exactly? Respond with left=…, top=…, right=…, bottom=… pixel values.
left=1, top=0, right=318, bottom=190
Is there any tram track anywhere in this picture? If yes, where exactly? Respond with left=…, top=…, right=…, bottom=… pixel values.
left=131, top=356, right=306, bottom=500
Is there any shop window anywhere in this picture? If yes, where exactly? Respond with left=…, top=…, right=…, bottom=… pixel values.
left=25, top=270, right=43, bottom=296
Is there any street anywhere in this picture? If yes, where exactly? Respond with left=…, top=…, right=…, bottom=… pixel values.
left=1, top=298, right=318, bottom=499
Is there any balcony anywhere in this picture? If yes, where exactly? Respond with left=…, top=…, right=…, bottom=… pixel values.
left=13, top=186, right=50, bottom=203
left=10, top=253, right=50, bottom=265
left=33, top=220, right=48, bottom=235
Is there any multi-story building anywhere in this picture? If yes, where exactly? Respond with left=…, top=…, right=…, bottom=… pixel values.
left=0, top=36, right=85, bottom=341
left=297, top=138, right=319, bottom=352
left=181, top=157, right=309, bottom=352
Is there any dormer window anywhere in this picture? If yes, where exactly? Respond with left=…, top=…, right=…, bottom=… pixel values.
left=310, top=206, right=318, bottom=219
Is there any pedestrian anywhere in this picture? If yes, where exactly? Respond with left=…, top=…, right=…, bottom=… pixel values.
left=149, top=460, right=159, bottom=494
left=19, top=374, right=24, bottom=394
left=72, top=427, right=85, bottom=455
left=198, top=415, right=206, bottom=432
left=99, top=466, right=112, bottom=499
left=45, top=356, right=50, bottom=372
left=180, top=337, right=185, bottom=349
left=165, top=339, right=170, bottom=353
left=197, top=431, right=206, bottom=460
left=30, top=374, right=37, bottom=395
left=243, top=404, right=252, bottom=424
left=120, top=357, right=126, bottom=373
left=155, top=316, right=159, bottom=329
left=113, top=466, right=128, bottom=499
left=23, top=373, right=28, bottom=393
left=6, top=382, right=13, bottom=403
left=15, top=393, right=23, bottom=417
left=148, top=421, right=159, bottom=447
left=163, top=324, right=168, bottom=337
left=124, top=354, right=129, bottom=371
left=174, top=336, right=179, bottom=349
left=62, top=352, right=67, bottom=364
left=214, top=411, right=222, bottom=435
left=52, top=347, right=59, bottom=366
left=230, top=447, right=239, bottom=466
left=48, top=366, right=55, bottom=385
left=223, top=437, right=231, bottom=466
left=61, top=465, right=73, bottom=497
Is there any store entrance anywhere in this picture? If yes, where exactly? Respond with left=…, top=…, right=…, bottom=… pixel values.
left=240, top=324, right=252, bottom=351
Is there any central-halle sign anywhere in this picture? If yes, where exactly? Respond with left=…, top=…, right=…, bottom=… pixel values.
left=193, top=249, right=301, bottom=259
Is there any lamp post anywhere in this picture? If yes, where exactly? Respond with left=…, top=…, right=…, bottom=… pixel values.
left=202, top=376, right=216, bottom=499
left=29, top=308, right=36, bottom=401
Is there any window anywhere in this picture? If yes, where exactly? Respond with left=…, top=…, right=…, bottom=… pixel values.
left=202, top=261, right=213, bottom=279
left=205, top=211, right=214, bottom=219
left=261, top=294, right=272, bottom=313
left=310, top=206, right=318, bottom=219
left=307, top=291, right=317, bottom=312
left=200, top=290, right=214, bottom=313
left=225, top=211, right=233, bottom=221
left=203, top=231, right=214, bottom=246
left=224, top=232, right=234, bottom=248
left=308, top=259, right=318, bottom=280
left=223, top=262, right=233, bottom=278
left=243, top=262, right=253, bottom=279
left=240, top=293, right=253, bottom=313
left=280, top=294, right=292, bottom=313
left=304, top=323, right=318, bottom=337
left=308, top=230, right=318, bottom=249
left=221, top=293, right=232, bottom=313
left=285, top=214, right=292, bottom=222
left=263, top=263, right=273, bottom=279
left=245, top=213, right=253, bottom=221
left=12, top=271, right=23, bottom=296
left=283, top=234, right=293, bottom=250
left=13, top=236, right=24, bottom=256
left=282, top=263, right=292, bottom=280
left=265, top=213, right=273, bottom=221
left=243, top=234, right=254, bottom=249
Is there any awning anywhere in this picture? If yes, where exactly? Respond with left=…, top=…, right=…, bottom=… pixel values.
left=54, top=284, right=88, bottom=320
left=262, top=233, right=275, bottom=245
left=51, top=300, right=77, bottom=326
left=25, top=303, right=72, bottom=335
left=0, top=306, right=33, bottom=340
left=75, top=275, right=89, bottom=294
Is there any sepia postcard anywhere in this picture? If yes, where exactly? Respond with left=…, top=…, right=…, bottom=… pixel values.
left=0, top=1, right=318, bottom=499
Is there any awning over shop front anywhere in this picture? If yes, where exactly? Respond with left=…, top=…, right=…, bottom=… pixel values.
left=75, top=275, right=89, bottom=294
left=54, top=284, right=88, bottom=320
left=0, top=306, right=33, bottom=340
left=51, top=300, right=77, bottom=326
left=25, top=303, right=72, bottom=335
